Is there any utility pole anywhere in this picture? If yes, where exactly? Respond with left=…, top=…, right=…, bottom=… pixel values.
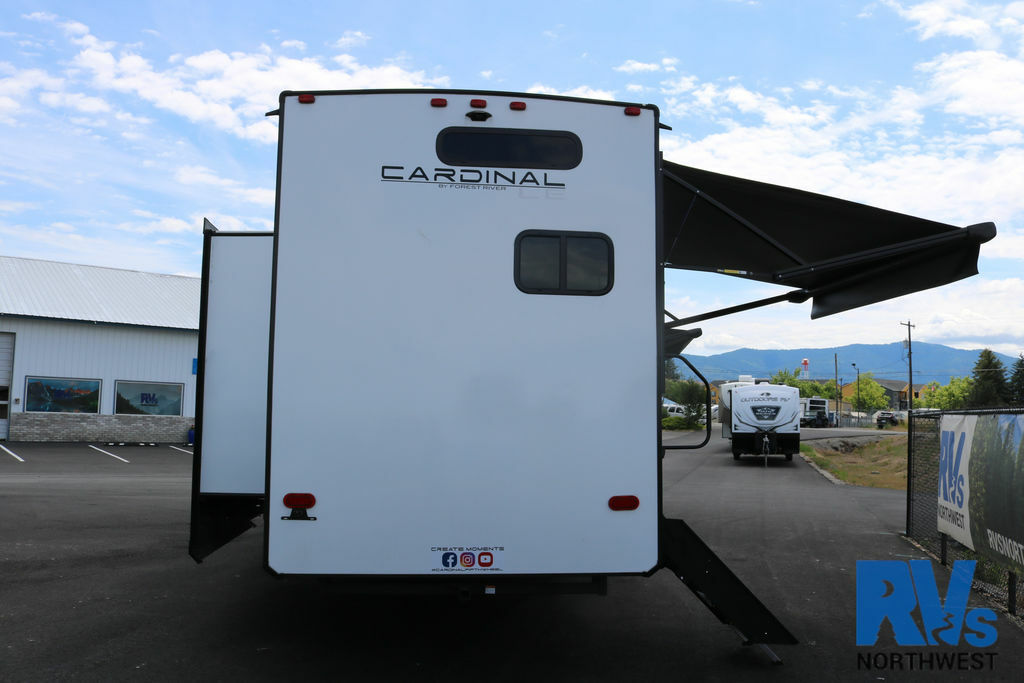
left=852, top=363, right=861, bottom=426
left=901, top=320, right=915, bottom=536
left=834, top=353, right=839, bottom=427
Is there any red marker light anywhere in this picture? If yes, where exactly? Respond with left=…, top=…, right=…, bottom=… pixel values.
left=297, top=94, right=315, bottom=104
left=283, top=493, right=316, bottom=509
left=470, top=99, right=487, bottom=108
left=608, top=495, right=639, bottom=511
left=430, top=98, right=448, bottom=107
left=624, top=106, right=642, bottom=116
left=509, top=101, right=526, bottom=111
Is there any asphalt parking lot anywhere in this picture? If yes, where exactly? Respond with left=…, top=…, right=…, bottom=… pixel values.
left=2, top=435, right=1021, bottom=681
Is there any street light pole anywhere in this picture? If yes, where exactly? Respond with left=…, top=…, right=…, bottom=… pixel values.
left=852, top=362, right=861, bottom=426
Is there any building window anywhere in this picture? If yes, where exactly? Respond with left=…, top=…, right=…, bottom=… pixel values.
left=515, top=230, right=613, bottom=295
left=115, top=381, right=184, bottom=416
left=25, top=377, right=101, bottom=414
left=436, top=127, right=583, bottom=170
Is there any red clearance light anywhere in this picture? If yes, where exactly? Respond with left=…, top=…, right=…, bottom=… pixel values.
left=624, top=106, right=642, bottom=116
left=283, top=493, right=316, bottom=509
left=297, top=94, right=315, bottom=104
left=431, top=98, right=448, bottom=107
left=608, top=495, right=640, bottom=511
left=509, top=101, right=526, bottom=111
left=470, top=99, right=487, bottom=108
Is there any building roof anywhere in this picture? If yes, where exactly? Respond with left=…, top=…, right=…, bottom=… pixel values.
left=0, top=255, right=199, bottom=330
left=874, top=378, right=909, bottom=392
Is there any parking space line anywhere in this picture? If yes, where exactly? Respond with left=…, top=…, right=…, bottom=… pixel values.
left=168, top=446, right=193, bottom=455
left=88, top=444, right=130, bottom=463
left=0, top=443, right=25, bottom=462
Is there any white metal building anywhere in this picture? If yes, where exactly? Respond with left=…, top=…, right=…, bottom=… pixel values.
left=0, top=255, right=200, bottom=442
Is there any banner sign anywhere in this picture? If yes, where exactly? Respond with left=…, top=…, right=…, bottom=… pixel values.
left=114, top=381, right=184, bottom=416
left=938, top=414, right=1024, bottom=574
left=937, top=415, right=976, bottom=549
left=25, top=377, right=100, bottom=413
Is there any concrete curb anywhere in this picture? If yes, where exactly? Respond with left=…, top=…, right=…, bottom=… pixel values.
left=799, top=452, right=847, bottom=486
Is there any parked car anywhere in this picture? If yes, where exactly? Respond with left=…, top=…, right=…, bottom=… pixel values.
left=664, top=404, right=688, bottom=419
left=800, top=410, right=829, bottom=428
left=875, top=410, right=899, bottom=428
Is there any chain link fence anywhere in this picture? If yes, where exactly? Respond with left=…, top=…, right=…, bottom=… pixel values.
left=908, top=409, right=1024, bottom=616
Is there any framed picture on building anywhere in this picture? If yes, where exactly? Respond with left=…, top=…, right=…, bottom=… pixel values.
left=114, top=381, right=184, bottom=416
left=24, top=377, right=101, bottom=413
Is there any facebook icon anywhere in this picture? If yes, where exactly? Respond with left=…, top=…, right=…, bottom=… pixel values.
left=441, top=552, right=458, bottom=568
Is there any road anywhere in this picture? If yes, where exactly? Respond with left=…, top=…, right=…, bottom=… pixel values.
left=1, top=437, right=1019, bottom=681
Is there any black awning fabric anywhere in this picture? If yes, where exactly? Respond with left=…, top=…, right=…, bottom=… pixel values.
left=662, top=161, right=996, bottom=319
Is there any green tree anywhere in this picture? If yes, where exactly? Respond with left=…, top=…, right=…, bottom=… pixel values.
left=1008, top=354, right=1024, bottom=406
left=770, top=369, right=836, bottom=399
left=920, top=376, right=973, bottom=410
left=850, top=372, right=889, bottom=412
left=664, top=379, right=707, bottom=428
left=797, top=379, right=834, bottom=399
left=968, top=349, right=1008, bottom=407
left=770, top=368, right=800, bottom=387
left=664, top=359, right=681, bottom=381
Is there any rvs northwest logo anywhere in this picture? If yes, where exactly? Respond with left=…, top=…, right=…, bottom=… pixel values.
left=381, top=165, right=565, bottom=189
left=855, top=560, right=997, bottom=673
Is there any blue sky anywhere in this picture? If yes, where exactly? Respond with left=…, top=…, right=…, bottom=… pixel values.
left=2, top=1, right=1023, bottom=360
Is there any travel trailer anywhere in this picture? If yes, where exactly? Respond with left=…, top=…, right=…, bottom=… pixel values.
left=190, top=89, right=995, bottom=660
left=728, top=383, right=801, bottom=460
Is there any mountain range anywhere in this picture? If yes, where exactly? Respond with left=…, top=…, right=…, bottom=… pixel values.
left=674, top=342, right=1019, bottom=386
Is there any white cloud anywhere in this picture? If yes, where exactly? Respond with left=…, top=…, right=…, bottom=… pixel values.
left=480, top=70, right=493, bottom=79
left=333, top=30, right=370, bottom=49
left=62, top=24, right=448, bottom=144
left=22, top=12, right=57, bottom=22
left=0, top=95, right=18, bottom=118
left=884, top=0, right=1008, bottom=50
left=281, top=40, right=306, bottom=51
left=174, top=165, right=275, bottom=206
left=116, top=213, right=193, bottom=234
left=527, top=83, right=617, bottom=100
left=39, top=91, right=111, bottom=113
left=919, top=50, right=1024, bottom=126
left=614, top=59, right=661, bottom=73
left=0, top=220, right=197, bottom=274
left=660, top=75, right=698, bottom=95
left=987, top=229, right=1024, bottom=259
left=0, top=200, right=34, bottom=213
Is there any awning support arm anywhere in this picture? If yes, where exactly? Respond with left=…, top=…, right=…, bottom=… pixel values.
left=665, top=289, right=810, bottom=328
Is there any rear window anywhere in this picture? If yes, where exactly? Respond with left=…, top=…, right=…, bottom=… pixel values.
left=515, top=230, right=613, bottom=296
left=436, top=127, right=582, bottom=170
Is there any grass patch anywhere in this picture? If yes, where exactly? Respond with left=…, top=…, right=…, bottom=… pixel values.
left=802, top=436, right=908, bottom=489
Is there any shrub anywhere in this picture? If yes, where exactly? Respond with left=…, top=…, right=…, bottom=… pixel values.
left=661, top=416, right=689, bottom=430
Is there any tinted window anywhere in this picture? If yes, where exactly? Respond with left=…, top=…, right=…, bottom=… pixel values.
left=515, top=231, right=613, bottom=296
left=437, top=128, right=582, bottom=169
left=566, top=237, right=609, bottom=291
left=518, top=236, right=561, bottom=290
